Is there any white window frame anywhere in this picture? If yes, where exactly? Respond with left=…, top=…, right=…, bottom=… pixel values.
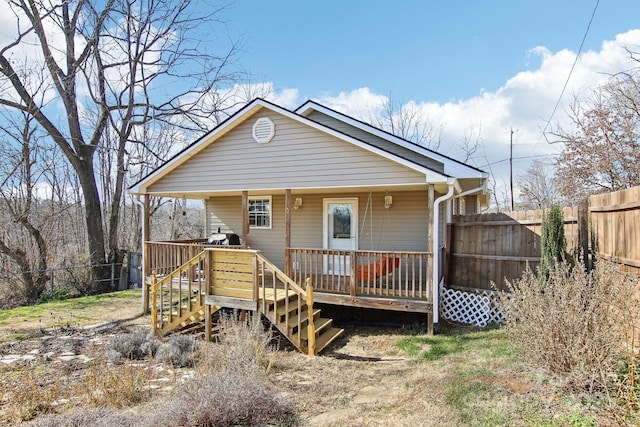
left=248, top=196, right=272, bottom=229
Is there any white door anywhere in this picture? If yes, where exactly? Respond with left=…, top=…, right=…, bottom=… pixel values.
left=323, top=198, right=358, bottom=275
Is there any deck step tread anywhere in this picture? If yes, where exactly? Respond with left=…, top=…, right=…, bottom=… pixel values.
left=306, top=327, right=345, bottom=353
left=278, top=309, right=320, bottom=329
left=291, top=318, right=333, bottom=340
left=270, top=300, right=307, bottom=318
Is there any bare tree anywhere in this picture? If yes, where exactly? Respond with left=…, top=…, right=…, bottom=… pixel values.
left=551, top=71, right=640, bottom=201
left=516, top=160, right=560, bottom=209
left=372, top=96, right=444, bottom=150
left=0, top=0, right=241, bottom=291
left=0, top=113, right=50, bottom=302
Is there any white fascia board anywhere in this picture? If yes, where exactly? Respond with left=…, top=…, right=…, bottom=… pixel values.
left=130, top=99, right=272, bottom=194
left=296, top=101, right=487, bottom=179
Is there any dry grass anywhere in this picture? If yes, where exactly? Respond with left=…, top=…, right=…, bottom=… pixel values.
left=144, top=312, right=296, bottom=426
left=499, top=260, right=640, bottom=422
left=2, top=289, right=638, bottom=426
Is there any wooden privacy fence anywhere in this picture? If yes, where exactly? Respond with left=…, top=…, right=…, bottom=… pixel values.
left=590, top=186, right=640, bottom=274
left=447, top=185, right=640, bottom=291
left=446, top=207, right=579, bottom=291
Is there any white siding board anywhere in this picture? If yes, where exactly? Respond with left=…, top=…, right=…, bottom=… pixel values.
left=205, top=195, right=286, bottom=267
left=149, top=111, right=426, bottom=194
left=305, top=110, right=445, bottom=174
left=204, top=190, right=434, bottom=271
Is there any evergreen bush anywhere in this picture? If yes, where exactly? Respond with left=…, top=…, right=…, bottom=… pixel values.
left=540, top=204, right=567, bottom=276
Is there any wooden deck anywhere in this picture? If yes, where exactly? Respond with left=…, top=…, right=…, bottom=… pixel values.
left=145, top=243, right=435, bottom=347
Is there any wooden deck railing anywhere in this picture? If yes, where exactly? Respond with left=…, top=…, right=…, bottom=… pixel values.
left=149, top=247, right=318, bottom=353
left=145, top=239, right=246, bottom=276
left=287, top=248, right=432, bottom=300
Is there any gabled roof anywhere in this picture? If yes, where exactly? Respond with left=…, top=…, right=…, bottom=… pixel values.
left=295, top=100, right=487, bottom=180
left=129, top=98, right=486, bottom=195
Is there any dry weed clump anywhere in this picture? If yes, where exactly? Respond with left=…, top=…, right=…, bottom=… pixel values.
left=146, top=312, right=297, bottom=427
left=499, top=260, right=639, bottom=398
left=155, top=335, right=196, bottom=368
left=26, top=406, right=138, bottom=427
left=3, top=370, right=62, bottom=423
left=73, top=362, right=156, bottom=408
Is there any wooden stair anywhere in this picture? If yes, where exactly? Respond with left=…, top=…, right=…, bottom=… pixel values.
left=151, top=248, right=343, bottom=354
left=259, top=284, right=344, bottom=355
left=157, top=292, right=207, bottom=335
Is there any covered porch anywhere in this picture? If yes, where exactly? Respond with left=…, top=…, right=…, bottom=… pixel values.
left=145, top=239, right=434, bottom=314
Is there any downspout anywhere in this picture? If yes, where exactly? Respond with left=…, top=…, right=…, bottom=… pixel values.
left=432, top=182, right=455, bottom=331
left=432, top=179, right=488, bottom=329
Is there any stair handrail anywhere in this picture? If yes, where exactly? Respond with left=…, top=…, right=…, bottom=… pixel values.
left=151, top=271, right=158, bottom=332
left=256, top=253, right=307, bottom=297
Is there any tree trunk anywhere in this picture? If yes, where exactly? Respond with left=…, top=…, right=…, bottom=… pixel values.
left=75, top=156, right=109, bottom=292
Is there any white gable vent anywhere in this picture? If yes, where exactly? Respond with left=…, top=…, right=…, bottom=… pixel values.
left=252, top=117, right=275, bottom=144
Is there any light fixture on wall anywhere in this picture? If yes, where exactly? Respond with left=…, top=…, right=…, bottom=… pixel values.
left=294, top=197, right=303, bottom=210
left=384, top=195, right=392, bottom=209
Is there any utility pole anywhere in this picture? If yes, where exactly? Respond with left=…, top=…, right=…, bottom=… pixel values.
left=510, top=128, right=514, bottom=211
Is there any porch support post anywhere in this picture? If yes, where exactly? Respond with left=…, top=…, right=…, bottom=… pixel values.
left=285, top=189, right=292, bottom=276
left=242, top=191, right=249, bottom=246
left=426, top=185, right=435, bottom=334
left=205, top=303, right=212, bottom=342
left=142, top=195, right=151, bottom=313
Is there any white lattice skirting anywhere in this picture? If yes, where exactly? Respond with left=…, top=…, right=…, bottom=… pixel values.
left=440, top=283, right=508, bottom=327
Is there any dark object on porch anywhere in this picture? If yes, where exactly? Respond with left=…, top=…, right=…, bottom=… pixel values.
left=357, top=257, right=400, bottom=281
left=227, top=233, right=241, bottom=245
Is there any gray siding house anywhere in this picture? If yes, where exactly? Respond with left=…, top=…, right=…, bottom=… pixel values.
left=129, top=98, right=488, bottom=337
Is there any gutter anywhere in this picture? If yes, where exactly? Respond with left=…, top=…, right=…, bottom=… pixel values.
left=453, top=180, right=488, bottom=202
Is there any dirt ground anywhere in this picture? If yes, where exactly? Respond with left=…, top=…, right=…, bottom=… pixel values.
left=0, top=293, right=615, bottom=426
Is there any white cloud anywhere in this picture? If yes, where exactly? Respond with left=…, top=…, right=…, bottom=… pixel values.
left=313, top=30, right=640, bottom=209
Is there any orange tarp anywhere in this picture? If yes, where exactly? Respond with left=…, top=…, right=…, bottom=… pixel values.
left=356, top=257, right=400, bottom=281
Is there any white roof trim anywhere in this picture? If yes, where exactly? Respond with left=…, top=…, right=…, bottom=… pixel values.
left=130, top=98, right=453, bottom=194
left=295, top=100, right=488, bottom=180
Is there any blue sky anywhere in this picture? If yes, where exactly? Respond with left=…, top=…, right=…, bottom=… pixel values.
left=218, top=1, right=640, bottom=207
left=225, top=1, right=640, bottom=103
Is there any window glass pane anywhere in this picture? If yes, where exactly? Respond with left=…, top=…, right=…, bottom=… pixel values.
left=332, top=204, right=351, bottom=238
left=249, top=198, right=271, bottom=228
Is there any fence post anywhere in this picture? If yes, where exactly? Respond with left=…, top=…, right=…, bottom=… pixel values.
left=110, top=263, right=115, bottom=289
left=578, top=198, right=590, bottom=271
left=305, top=278, right=316, bottom=356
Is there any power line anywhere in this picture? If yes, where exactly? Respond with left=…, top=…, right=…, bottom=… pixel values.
left=542, top=0, right=600, bottom=142
left=478, top=153, right=557, bottom=169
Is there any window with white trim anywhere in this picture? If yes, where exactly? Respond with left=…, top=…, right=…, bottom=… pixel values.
left=248, top=196, right=272, bottom=229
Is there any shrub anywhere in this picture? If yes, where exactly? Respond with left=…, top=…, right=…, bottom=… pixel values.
left=145, top=363, right=297, bottom=427
left=145, top=312, right=296, bottom=426
left=155, top=335, right=196, bottom=368
left=540, top=204, right=567, bottom=276
left=499, top=260, right=638, bottom=395
left=108, top=332, right=160, bottom=361
left=37, top=287, right=73, bottom=304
